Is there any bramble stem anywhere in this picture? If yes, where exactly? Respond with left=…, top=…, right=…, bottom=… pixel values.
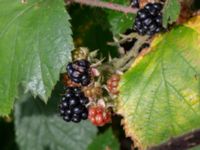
left=66, top=0, right=138, bottom=14
left=148, top=128, right=200, bottom=150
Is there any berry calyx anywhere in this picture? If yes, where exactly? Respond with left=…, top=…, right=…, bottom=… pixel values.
left=134, top=3, right=164, bottom=36
left=88, top=105, right=111, bottom=126
left=72, top=47, right=89, bottom=61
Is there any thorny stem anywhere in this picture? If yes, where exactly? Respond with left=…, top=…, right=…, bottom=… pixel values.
left=111, top=35, right=149, bottom=71
left=65, top=0, right=138, bottom=14
left=148, top=128, right=200, bottom=150
left=97, top=34, right=149, bottom=74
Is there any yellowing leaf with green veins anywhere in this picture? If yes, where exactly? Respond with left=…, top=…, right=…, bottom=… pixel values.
left=0, top=0, right=73, bottom=115
left=117, top=16, right=200, bottom=149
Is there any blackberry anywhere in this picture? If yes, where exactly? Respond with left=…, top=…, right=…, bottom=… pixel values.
left=59, top=87, right=89, bottom=123
left=67, top=59, right=91, bottom=86
left=134, top=3, right=164, bottom=36
left=131, top=0, right=139, bottom=8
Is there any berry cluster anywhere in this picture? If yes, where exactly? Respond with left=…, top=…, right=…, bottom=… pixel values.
left=60, top=48, right=113, bottom=126
left=107, top=74, right=121, bottom=95
left=88, top=105, right=111, bottom=126
left=67, top=59, right=91, bottom=86
left=59, top=87, right=89, bottom=123
left=134, top=3, right=164, bottom=36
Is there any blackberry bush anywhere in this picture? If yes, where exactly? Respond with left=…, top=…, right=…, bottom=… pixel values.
left=134, top=3, right=164, bottom=36
left=72, top=47, right=89, bottom=61
left=59, top=87, right=89, bottom=123
left=2, top=0, right=199, bottom=149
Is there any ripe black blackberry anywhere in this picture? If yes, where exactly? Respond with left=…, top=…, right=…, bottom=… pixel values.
left=67, top=59, right=91, bottom=86
left=59, top=87, right=89, bottom=123
left=134, top=3, right=164, bottom=36
left=131, top=0, right=139, bottom=8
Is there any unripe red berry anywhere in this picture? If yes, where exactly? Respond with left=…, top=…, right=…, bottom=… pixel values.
left=83, top=85, right=102, bottom=100
left=88, top=106, right=111, bottom=126
left=107, top=74, right=121, bottom=95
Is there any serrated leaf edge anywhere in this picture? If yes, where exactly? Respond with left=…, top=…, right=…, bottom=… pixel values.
left=117, top=16, right=200, bottom=149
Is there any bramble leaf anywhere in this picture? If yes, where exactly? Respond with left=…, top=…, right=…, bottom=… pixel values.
left=117, top=16, right=200, bottom=149
left=15, top=83, right=97, bottom=150
left=88, top=128, right=119, bottom=150
left=104, top=0, right=135, bottom=35
left=0, top=0, right=73, bottom=115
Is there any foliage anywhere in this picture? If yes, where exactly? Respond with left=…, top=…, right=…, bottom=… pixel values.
left=15, top=83, right=97, bottom=150
left=88, top=128, right=119, bottom=150
left=68, top=5, right=117, bottom=57
left=0, top=0, right=73, bottom=115
left=162, top=0, right=181, bottom=27
left=117, top=16, right=200, bottom=149
left=0, top=0, right=199, bottom=150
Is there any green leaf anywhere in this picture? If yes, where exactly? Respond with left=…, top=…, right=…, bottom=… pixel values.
left=0, top=0, right=73, bottom=115
left=190, top=146, right=200, bottom=150
left=15, top=83, right=97, bottom=150
left=104, top=0, right=135, bottom=35
left=117, top=16, right=200, bottom=149
left=88, top=128, right=119, bottom=150
left=162, top=0, right=181, bottom=27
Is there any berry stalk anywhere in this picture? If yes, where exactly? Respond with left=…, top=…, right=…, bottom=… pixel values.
left=66, top=0, right=138, bottom=14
